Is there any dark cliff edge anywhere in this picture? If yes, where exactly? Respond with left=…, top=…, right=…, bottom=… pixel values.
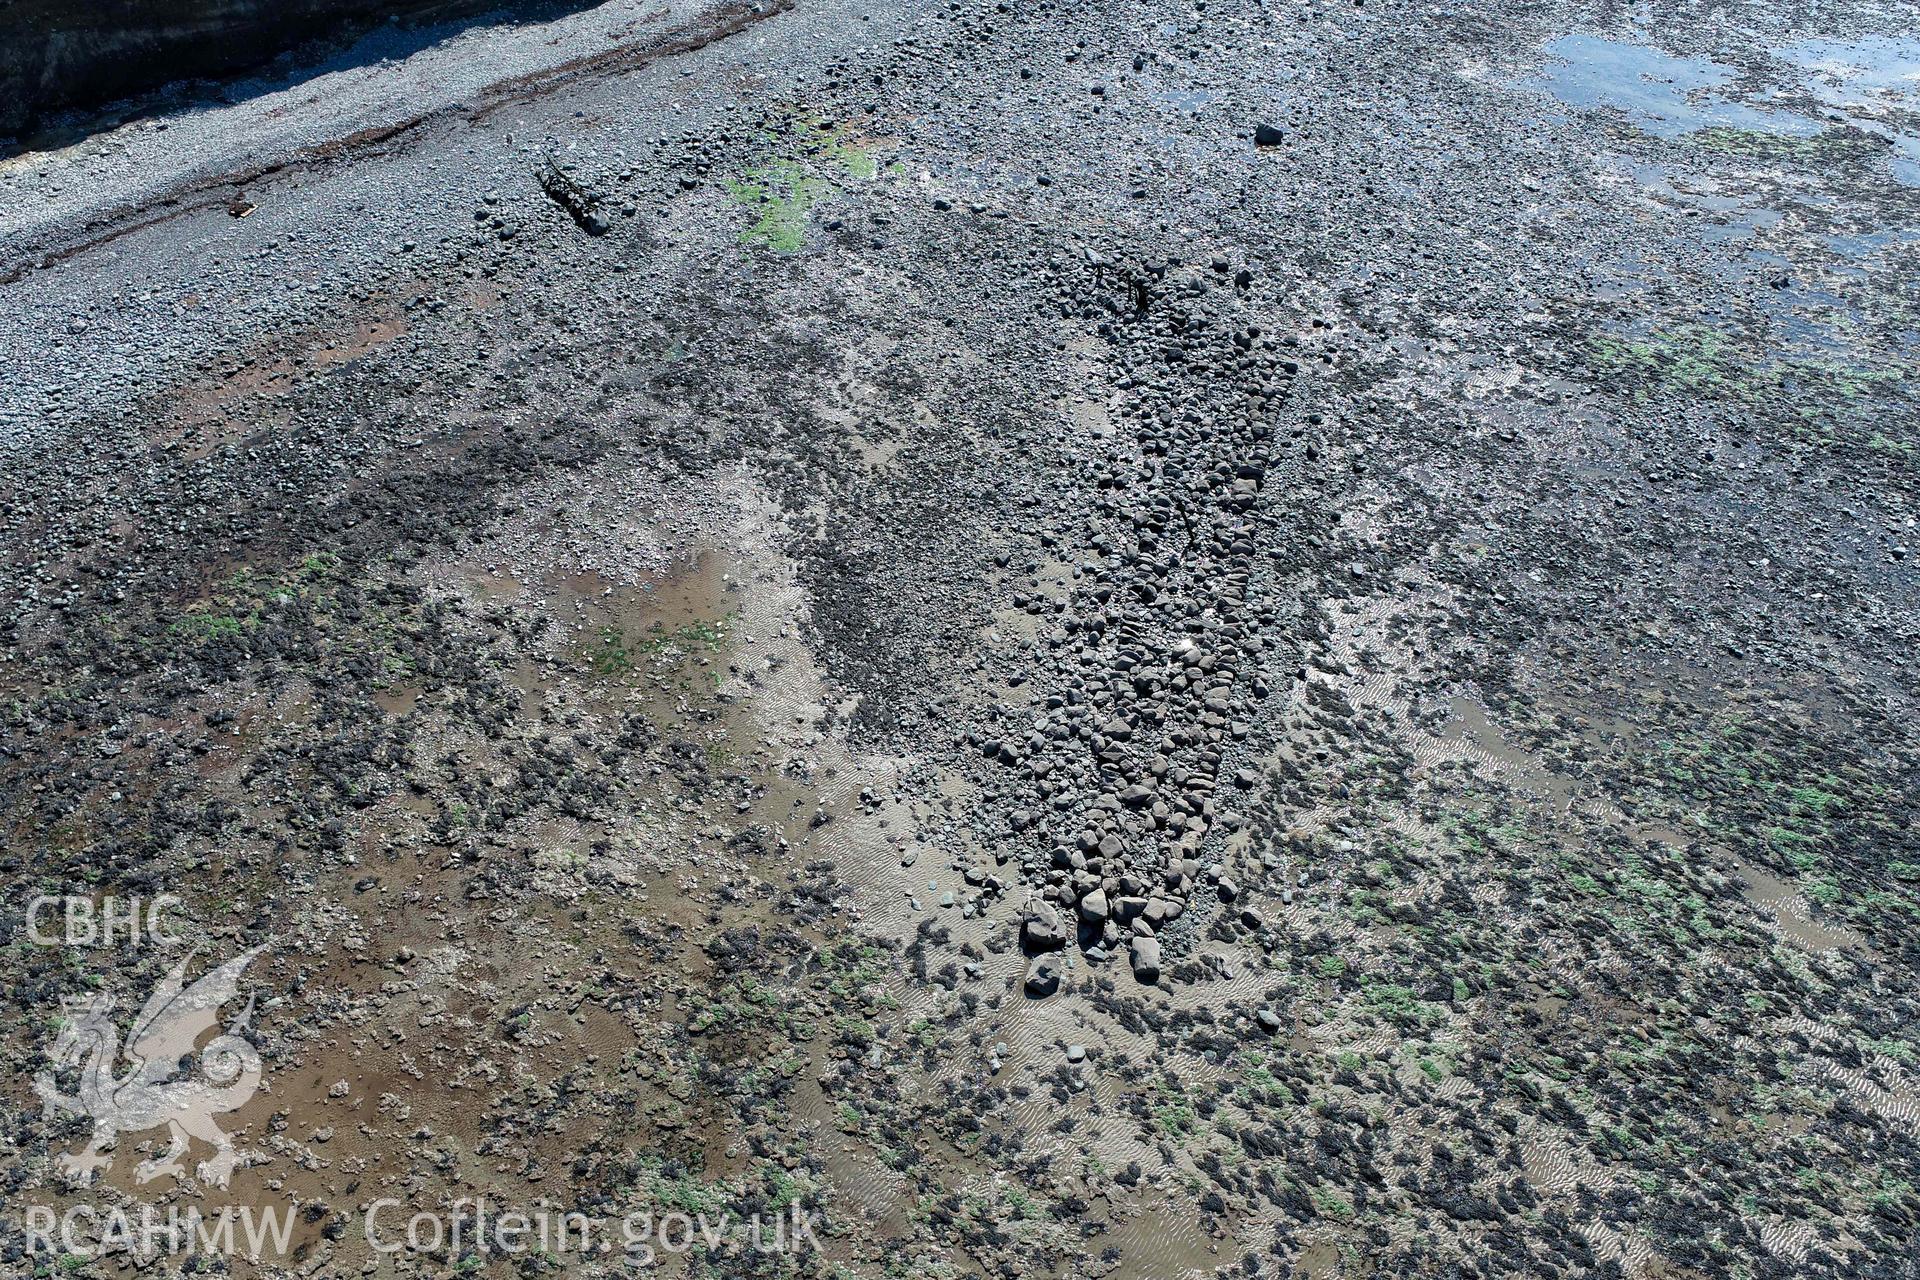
left=0, top=0, right=534, bottom=140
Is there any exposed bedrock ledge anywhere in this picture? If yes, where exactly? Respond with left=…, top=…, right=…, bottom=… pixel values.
left=0, top=0, right=528, bottom=138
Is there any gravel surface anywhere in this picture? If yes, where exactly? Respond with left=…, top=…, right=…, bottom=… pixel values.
left=2, top=1, right=1918, bottom=1278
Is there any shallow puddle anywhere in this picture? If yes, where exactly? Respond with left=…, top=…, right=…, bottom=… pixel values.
left=1526, top=34, right=1815, bottom=140
left=1776, top=36, right=1920, bottom=185
left=1442, top=696, right=1578, bottom=810
left=1528, top=31, right=1920, bottom=187
left=1735, top=857, right=1867, bottom=952
left=1781, top=36, right=1920, bottom=96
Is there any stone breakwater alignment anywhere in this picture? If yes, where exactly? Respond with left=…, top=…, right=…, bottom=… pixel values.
left=0, top=0, right=503, bottom=136
left=986, top=263, right=1313, bottom=989
left=2, top=0, right=1918, bottom=1278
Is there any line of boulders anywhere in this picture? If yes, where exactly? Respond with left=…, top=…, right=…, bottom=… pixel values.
left=990, top=253, right=1302, bottom=988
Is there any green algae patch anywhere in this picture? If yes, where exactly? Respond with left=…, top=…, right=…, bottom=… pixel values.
left=1589, top=325, right=1744, bottom=398
left=1586, top=324, right=1911, bottom=436
left=727, top=158, right=831, bottom=253
left=1686, top=126, right=1882, bottom=166
left=1689, top=126, right=1807, bottom=159
left=725, top=117, right=882, bottom=253
left=1621, top=712, right=1920, bottom=936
